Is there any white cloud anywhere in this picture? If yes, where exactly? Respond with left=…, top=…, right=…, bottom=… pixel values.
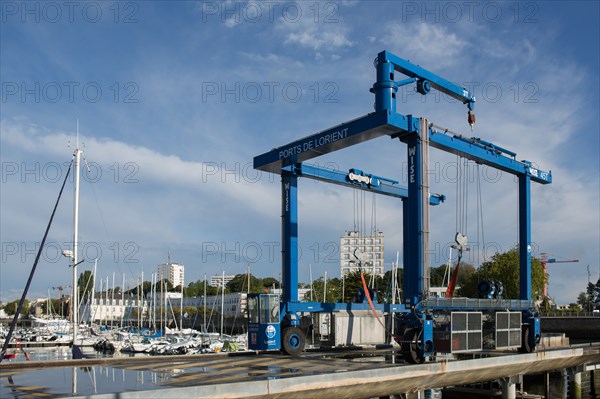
left=385, top=22, right=468, bottom=67
left=277, top=4, right=354, bottom=52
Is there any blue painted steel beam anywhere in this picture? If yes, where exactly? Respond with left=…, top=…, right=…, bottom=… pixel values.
left=378, top=51, right=476, bottom=107
left=427, top=129, right=552, bottom=184
left=286, top=301, right=406, bottom=314
left=519, top=174, right=532, bottom=300
left=281, top=171, right=299, bottom=303
left=404, top=117, right=424, bottom=306
left=284, top=163, right=445, bottom=205
left=254, top=111, right=550, bottom=185
left=254, top=111, right=410, bottom=173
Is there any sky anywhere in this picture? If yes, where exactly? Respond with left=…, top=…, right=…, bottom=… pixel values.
left=1, top=1, right=598, bottom=305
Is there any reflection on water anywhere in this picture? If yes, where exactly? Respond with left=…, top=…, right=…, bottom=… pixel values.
left=0, top=348, right=177, bottom=398
left=1, top=364, right=174, bottom=398
left=2, top=346, right=119, bottom=363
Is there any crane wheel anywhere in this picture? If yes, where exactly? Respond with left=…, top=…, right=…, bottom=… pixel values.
left=519, top=325, right=535, bottom=353
left=401, top=328, right=425, bottom=364
left=281, top=326, right=306, bottom=356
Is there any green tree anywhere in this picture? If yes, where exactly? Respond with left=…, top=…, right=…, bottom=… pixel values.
left=40, top=298, right=63, bottom=316
left=460, top=247, right=544, bottom=299
left=261, top=277, right=280, bottom=290
left=4, top=299, right=30, bottom=316
left=577, top=279, right=600, bottom=312
left=226, top=274, right=260, bottom=293
left=378, top=268, right=404, bottom=302
left=343, top=271, right=363, bottom=302
left=184, top=280, right=220, bottom=297
left=305, top=276, right=341, bottom=303
left=576, top=292, right=588, bottom=310
left=77, top=270, right=94, bottom=302
left=429, top=265, right=447, bottom=287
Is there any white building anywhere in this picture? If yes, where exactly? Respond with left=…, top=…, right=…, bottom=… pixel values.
left=210, top=274, right=236, bottom=288
left=80, top=297, right=149, bottom=324
left=182, top=293, right=247, bottom=318
left=267, top=288, right=312, bottom=301
left=157, top=262, right=185, bottom=288
left=340, top=230, right=385, bottom=277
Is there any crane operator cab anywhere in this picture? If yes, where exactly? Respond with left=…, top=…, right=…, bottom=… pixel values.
left=247, top=293, right=281, bottom=351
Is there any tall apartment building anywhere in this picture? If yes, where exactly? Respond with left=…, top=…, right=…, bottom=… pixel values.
left=210, top=274, right=236, bottom=288
left=157, top=262, right=185, bottom=288
left=340, top=230, right=385, bottom=277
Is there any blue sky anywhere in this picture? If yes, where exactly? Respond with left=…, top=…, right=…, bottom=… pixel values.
left=1, top=1, right=598, bottom=305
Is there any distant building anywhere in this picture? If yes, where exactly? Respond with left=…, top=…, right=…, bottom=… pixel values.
left=157, top=262, right=185, bottom=288
left=267, top=288, right=312, bottom=301
left=340, top=230, right=385, bottom=277
left=210, top=274, right=236, bottom=288
left=182, top=293, right=247, bottom=318
left=80, top=297, right=149, bottom=324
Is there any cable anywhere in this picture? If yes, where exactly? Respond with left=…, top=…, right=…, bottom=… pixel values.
left=0, top=158, right=73, bottom=363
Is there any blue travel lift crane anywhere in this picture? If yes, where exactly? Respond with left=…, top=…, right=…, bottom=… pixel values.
left=249, top=50, right=552, bottom=362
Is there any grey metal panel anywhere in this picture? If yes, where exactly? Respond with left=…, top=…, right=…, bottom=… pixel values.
left=495, top=311, right=522, bottom=349
left=450, top=312, right=482, bottom=353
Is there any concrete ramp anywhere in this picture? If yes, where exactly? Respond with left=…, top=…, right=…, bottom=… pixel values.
left=59, top=347, right=598, bottom=399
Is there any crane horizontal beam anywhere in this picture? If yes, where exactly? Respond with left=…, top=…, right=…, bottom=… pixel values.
left=284, top=163, right=445, bottom=205
left=379, top=51, right=476, bottom=106
left=255, top=112, right=551, bottom=185
left=254, top=111, right=409, bottom=173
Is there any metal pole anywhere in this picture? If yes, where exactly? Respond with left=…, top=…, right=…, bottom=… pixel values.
left=180, top=276, right=183, bottom=331
left=111, top=272, right=115, bottom=328
left=220, top=271, right=225, bottom=337
left=72, top=144, right=81, bottom=347
left=121, top=273, right=125, bottom=328
left=324, top=271, right=328, bottom=303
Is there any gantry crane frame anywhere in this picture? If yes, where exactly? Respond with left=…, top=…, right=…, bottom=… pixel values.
left=253, top=50, right=552, bottom=361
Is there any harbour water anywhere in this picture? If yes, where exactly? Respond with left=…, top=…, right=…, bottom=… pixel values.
left=2, top=346, right=599, bottom=399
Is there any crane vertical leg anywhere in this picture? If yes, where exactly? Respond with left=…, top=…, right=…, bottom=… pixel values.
left=518, top=174, right=532, bottom=300
left=403, top=117, right=429, bottom=306
left=282, top=170, right=299, bottom=304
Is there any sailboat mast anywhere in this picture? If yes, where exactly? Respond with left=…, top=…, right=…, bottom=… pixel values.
left=179, top=275, right=183, bottom=331
left=220, top=271, right=224, bottom=337
left=90, top=259, right=97, bottom=324
left=111, top=272, right=115, bottom=328
left=71, top=129, right=81, bottom=345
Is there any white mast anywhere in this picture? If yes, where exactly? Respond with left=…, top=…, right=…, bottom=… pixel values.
left=139, top=271, right=143, bottom=329
left=220, top=271, right=225, bottom=337
left=179, top=275, right=183, bottom=331
left=323, top=271, right=328, bottom=303
left=71, top=120, right=81, bottom=346
left=120, top=273, right=125, bottom=327
left=203, top=274, right=207, bottom=333
left=309, top=264, right=313, bottom=302
left=90, top=259, right=97, bottom=323
left=111, top=272, right=115, bottom=327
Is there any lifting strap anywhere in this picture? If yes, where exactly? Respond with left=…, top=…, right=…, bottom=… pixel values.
left=360, top=271, right=399, bottom=339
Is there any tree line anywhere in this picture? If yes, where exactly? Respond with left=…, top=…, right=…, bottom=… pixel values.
left=3, top=248, right=598, bottom=316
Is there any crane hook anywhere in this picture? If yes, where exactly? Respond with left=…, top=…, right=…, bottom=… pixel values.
left=468, top=109, right=476, bottom=131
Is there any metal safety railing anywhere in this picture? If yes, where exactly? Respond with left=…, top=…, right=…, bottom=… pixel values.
left=541, top=312, right=600, bottom=318
left=422, top=298, right=535, bottom=311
